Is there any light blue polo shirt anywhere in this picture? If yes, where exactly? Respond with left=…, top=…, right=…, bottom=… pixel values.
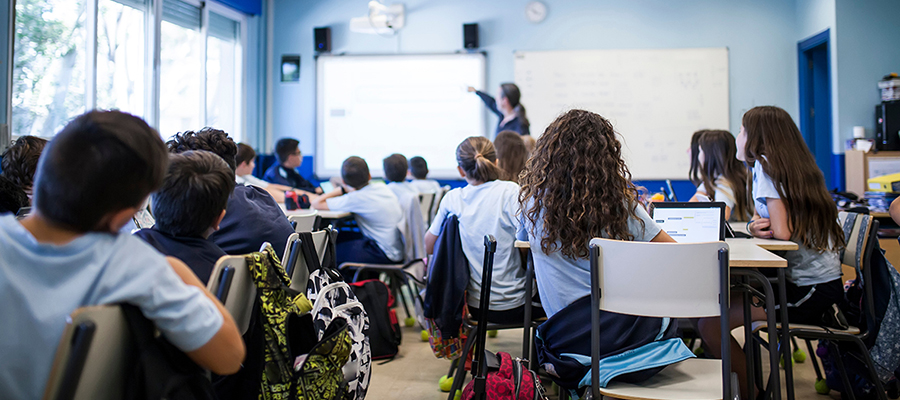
left=0, top=215, right=223, bottom=400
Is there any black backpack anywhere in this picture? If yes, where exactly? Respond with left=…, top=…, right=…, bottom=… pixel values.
left=122, top=304, right=215, bottom=400
left=349, top=279, right=402, bottom=359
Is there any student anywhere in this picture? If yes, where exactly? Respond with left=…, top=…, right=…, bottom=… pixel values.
left=235, top=143, right=299, bottom=203
left=263, top=138, right=321, bottom=194
left=698, top=106, right=845, bottom=398
left=0, top=111, right=244, bottom=399
left=311, top=156, right=404, bottom=266
left=0, top=175, right=28, bottom=215
left=167, top=128, right=294, bottom=258
left=468, top=83, right=531, bottom=136
left=687, top=129, right=707, bottom=186
left=425, top=137, right=541, bottom=324
left=407, top=156, right=441, bottom=194
left=521, top=134, right=536, bottom=156
left=134, top=151, right=233, bottom=284
left=688, top=130, right=752, bottom=221
left=493, top=130, right=528, bottom=184
left=1, top=135, right=48, bottom=201
left=383, top=153, right=417, bottom=200
left=517, top=109, right=691, bottom=394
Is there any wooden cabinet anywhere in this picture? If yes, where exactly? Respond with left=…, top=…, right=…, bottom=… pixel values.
left=845, top=150, right=900, bottom=196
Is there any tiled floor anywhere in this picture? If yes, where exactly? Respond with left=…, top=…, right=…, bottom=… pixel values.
left=365, top=314, right=846, bottom=400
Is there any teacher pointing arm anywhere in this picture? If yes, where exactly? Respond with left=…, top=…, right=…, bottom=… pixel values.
left=468, top=83, right=531, bottom=136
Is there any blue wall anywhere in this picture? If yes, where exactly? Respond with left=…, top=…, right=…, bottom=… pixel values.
left=271, top=0, right=801, bottom=159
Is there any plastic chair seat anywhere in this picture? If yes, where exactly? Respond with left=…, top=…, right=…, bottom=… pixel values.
left=598, top=358, right=724, bottom=400
left=750, top=321, right=861, bottom=336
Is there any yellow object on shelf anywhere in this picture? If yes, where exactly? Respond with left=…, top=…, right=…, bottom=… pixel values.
left=867, top=172, right=900, bottom=192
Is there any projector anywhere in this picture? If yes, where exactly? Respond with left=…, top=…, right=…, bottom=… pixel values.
left=350, top=2, right=405, bottom=35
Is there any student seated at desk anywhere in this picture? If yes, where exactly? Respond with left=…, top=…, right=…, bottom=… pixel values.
left=235, top=143, right=309, bottom=203
left=425, top=136, right=542, bottom=324
left=384, top=153, right=417, bottom=201
left=263, top=138, right=322, bottom=194
left=698, top=106, right=845, bottom=398
left=517, top=110, right=691, bottom=396
left=1, top=135, right=47, bottom=202
left=135, top=151, right=232, bottom=284
left=689, top=130, right=752, bottom=221
left=311, top=156, right=404, bottom=266
left=408, top=156, right=441, bottom=194
left=0, top=111, right=244, bottom=399
left=167, top=128, right=294, bottom=257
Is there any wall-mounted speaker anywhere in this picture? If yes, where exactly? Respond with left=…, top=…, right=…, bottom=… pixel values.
left=314, top=27, right=331, bottom=53
left=463, top=23, right=478, bottom=49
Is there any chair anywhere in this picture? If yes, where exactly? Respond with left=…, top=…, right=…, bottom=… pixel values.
left=42, top=305, right=134, bottom=400
left=283, top=229, right=330, bottom=293
left=588, top=238, right=733, bottom=400
left=288, top=209, right=320, bottom=233
left=207, top=255, right=256, bottom=335
left=430, top=185, right=451, bottom=227
left=418, top=192, right=436, bottom=226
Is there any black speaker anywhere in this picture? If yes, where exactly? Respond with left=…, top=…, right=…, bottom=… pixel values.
left=463, top=23, right=478, bottom=49
left=876, top=101, right=900, bottom=150
left=314, top=27, right=331, bottom=53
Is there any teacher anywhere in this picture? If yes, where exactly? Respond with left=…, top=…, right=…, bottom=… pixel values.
left=468, top=83, right=531, bottom=136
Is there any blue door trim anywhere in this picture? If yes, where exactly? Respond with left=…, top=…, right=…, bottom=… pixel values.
left=798, top=29, right=840, bottom=190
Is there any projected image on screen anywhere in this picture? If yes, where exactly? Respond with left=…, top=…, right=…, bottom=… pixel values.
left=316, top=54, right=486, bottom=179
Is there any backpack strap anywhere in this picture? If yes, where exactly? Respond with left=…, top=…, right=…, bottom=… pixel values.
left=299, top=230, right=342, bottom=282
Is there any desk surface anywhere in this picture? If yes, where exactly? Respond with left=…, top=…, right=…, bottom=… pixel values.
left=278, top=204, right=352, bottom=219
left=730, top=224, right=799, bottom=251
left=514, top=239, right=787, bottom=268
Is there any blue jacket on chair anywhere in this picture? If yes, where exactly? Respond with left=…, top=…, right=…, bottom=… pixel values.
left=423, top=215, right=469, bottom=339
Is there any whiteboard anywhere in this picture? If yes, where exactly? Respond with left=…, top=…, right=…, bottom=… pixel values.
left=514, top=48, right=729, bottom=180
left=316, top=54, right=486, bottom=179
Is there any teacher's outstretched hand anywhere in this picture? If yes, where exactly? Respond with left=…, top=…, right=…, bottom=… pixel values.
left=471, top=83, right=530, bottom=136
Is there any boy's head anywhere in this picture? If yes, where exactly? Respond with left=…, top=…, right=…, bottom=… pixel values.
left=235, top=143, right=256, bottom=176
left=1, top=135, right=48, bottom=193
left=33, top=110, right=168, bottom=232
left=275, top=138, right=301, bottom=168
left=166, top=128, right=238, bottom=171
left=341, top=156, right=370, bottom=190
left=152, top=151, right=235, bottom=238
left=382, top=153, right=408, bottom=183
left=409, top=156, right=428, bottom=179
left=0, top=175, right=27, bottom=214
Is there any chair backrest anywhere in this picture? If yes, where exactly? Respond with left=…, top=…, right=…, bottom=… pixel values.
left=288, top=210, right=319, bottom=233
left=838, top=211, right=874, bottom=271
left=397, top=193, right=427, bottom=262
left=288, top=229, right=329, bottom=293
left=417, top=192, right=435, bottom=226
left=207, top=255, right=256, bottom=335
left=429, top=185, right=451, bottom=226
left=590, top=238, right=728, bottom=318
left=43, top=305, right=134, bottom=400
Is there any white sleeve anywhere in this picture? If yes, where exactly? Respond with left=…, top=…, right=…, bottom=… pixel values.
left=326, top=192, right=353, bottom=211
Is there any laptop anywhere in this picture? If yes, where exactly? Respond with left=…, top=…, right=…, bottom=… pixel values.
left=649, top=202, right=726, bottom=243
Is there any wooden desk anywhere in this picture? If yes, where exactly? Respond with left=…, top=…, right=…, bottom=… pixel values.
left=729, top=224, right=800, bottom=251
left=278, top=203, right=352, bottom=219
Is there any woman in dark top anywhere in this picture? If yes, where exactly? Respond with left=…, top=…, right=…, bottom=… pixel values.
left=468, top=83, right=530, bottom=136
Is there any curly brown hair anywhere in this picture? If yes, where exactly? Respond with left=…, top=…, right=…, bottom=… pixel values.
left=519, top=109, right=642, bottom=259
left=1, top=135, right=48, bottom=191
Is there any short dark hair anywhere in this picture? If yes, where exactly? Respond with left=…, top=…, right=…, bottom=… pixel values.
left=34, top=110, right=168, bottom=232
left=152, top=151, right=235, bottom=237
left=0, top=175, right=27, bottom=214
left=382, top=153, right=408, bottom=183
left=275, top=138, right=299, bottom=164
left=409, top=156, right=429, bottom=179
left=1, top=135, right=48, bottom=191
left=236, top=143, right=256, bottom=166
left=342, top=156, right=370, bottom=189
left=166, top=128, right=238, bottom=171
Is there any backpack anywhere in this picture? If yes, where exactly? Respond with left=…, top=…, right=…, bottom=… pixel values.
left=248, top=244, right=352, bottom=400
left=122, top=304, right=215, bottom=400
left=462, top=351, right=547, bottom=400
left=349, top=279, right=403, bottom=360
left=303, top=230, right=372, bottom=400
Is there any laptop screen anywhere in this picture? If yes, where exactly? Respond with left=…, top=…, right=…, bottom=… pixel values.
left=650, top=202, right=726, bottom=243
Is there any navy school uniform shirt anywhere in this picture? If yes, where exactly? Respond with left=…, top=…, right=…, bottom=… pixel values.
left=208, top=184, right=294, bottom=258
left=263, top=163, right=317, bottom=193
left=475, top=90, right=530, bottom=136
left=134, top=227, right=227, bottom=284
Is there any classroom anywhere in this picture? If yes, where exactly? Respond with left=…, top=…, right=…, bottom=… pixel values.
left=2, top=0, right=900, bottom=399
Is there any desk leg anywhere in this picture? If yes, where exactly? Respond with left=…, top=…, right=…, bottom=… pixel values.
left=522, top=251, right=534, bottom=363
left=777, top=269, right=795, bottom=400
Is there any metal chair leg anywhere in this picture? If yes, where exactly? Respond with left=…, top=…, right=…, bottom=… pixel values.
left=804, top=339, right=823, bottom=381
left=448, top=327, right=479, bottom=400
left=830, top=341, right=857, bottom=400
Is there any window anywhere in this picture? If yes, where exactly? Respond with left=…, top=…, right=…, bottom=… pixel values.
left=95, top=0, right=146, bottom=116
left=12, top=0, right=87, bottom=138
left=158, top=0, right=202, bottom=138
left=207, top=11, right=242, bottom=142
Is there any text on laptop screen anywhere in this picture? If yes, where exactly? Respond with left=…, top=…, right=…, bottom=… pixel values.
left=652, top=206, right=722, bottom=243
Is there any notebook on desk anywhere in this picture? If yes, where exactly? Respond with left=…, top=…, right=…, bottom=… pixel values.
left=649, top=202, right=726, bottom=242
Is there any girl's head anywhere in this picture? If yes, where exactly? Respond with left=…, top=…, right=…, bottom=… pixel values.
left=519, top=109, right=642, bottom=259
left=456, top=136, right=501, bottom=184
left=739, top=105, right=843, bottom=251
left=493, top=131, right=528, bottom=183
left=697, top=130, right=752, bottom=220
left=499, top=83, right=530, bottom=132
left=688, top=130, right=707, bottom=185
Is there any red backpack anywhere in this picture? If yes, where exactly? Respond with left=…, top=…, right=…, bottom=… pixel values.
left=462, top=351, right=546, bottom=400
